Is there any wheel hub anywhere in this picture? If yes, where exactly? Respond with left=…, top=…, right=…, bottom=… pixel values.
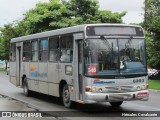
left=64, top=90, right=69, bottom=102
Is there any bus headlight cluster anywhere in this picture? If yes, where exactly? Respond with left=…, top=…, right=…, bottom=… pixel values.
left=142, top=84, right=149, bottom=89
left=136, top=85, right=148, bottom=91
left=142, top=85, right=146, bottom=89
left=92, top=87, right=97, bottom=92
left=92, top=87, right=103, bottom=92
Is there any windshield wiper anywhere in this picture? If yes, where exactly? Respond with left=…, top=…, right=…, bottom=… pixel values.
left=125, top=36, right=133, bottom=49
left=100, top=35, right=112, bottom=51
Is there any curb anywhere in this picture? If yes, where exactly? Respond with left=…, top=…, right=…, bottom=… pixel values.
left=0, top=93, right=56, bottom=118
left=149, top=89, right=160, bottom=92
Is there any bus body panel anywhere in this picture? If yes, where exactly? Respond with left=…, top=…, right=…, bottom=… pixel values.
left=48, top=83, right=59, bottom=97
left=48, top=62, right=59, bottom=96
left=58, top=63, right=73, bottom=85
left=21, top=62, right=30, bottom=83
left=9, top=62, right=17, bottom=86
left=58, top=63, right=75, bottom=100
left=29, top=62, right=39, bottom=92
left=39, top=81, right=48, bottom=95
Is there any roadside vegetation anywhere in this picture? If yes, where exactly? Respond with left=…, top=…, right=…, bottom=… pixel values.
left=148, top=80, right=160, bottom=90
left=0, top=68, right=6, bottom=72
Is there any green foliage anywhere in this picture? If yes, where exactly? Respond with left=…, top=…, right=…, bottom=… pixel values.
left=0, top=22, right=25, bottom=60
left=148, top=80, right=160, bottom=90
left=0, top=24, right=15, bottom=61
left=0, top=68, right=7, bottom=72
left=63, top=0, right=99, bottom=20
left=0, top=23, right=19, bottom=68
left=145, top=0, right=160, bottom=68
left=97, top=11, right=126, bottom=23
left=22, top=0, right=126, bottom=34
left=146, top=33, right=160, bottom=68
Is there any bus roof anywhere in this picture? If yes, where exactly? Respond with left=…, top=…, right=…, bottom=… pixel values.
left=10, top=23, right=142, bottom=43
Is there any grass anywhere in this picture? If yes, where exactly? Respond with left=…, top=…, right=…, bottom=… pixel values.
left=148, top=80, right=160, bottom=90
left=0, top=68, right=6, bottom=72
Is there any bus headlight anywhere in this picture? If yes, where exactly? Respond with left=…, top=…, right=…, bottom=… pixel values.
left=92, top=87, right=97, bottom=92
left=142, top=85, right=146, bottom=89
left=137, top=86, right=141, bottom=91
left=141, top=85, right=148, bottom=90
left=137, top=85, right=148, bottom=91
left=98, top=88, right=103, bottom=92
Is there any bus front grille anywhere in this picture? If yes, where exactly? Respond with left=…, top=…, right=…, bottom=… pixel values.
left=109, top=94, right=132, bottom=101
left=105, top=86, right=134, bottom=93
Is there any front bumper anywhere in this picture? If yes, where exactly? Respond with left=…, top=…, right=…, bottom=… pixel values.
left=84, top=90, right=149, bottom=103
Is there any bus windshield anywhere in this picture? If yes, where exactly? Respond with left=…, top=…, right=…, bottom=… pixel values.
left=84, top=38, right=147, bottom=76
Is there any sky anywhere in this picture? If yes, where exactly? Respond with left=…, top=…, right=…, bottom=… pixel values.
left=0, top=0, right=145, bottom=27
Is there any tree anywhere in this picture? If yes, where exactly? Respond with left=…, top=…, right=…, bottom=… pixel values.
left=23, top=0, right=74, bottom=34
left=22, top=0, right=126, bottom=34
left=144, top=0, right=160, bottom=68
left=63, top=0, right=126, bottom=24
left=0, top=24, right=16, bottom=68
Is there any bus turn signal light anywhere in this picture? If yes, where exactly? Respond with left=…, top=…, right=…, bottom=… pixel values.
left=146, top=85, right=149, bottom=89
left=85, top=87, right=91, bottom=92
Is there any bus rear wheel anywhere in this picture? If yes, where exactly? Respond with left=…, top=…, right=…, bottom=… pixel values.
left=23, top=78, right=31, bottom=97
left=110, top=101, right=123, bottom=107
left=62, top=84, right=74, bottom=108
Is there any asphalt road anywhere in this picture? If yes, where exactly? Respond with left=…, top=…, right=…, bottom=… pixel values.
left=0, top=72, right=160, bottom=120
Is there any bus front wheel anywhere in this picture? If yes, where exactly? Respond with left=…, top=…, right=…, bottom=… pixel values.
left=62, top=84, right=74, bottom=108
left=110, top=101, right=123, bottom=107
left=23, top=78, right=31, bottom=97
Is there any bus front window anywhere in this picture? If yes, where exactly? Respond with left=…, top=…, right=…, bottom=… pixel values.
left=119, top=39, right=146, bottom=74
left=84, top=38, right=147, bottom=76
left=84, top=39, right=119, bottom=75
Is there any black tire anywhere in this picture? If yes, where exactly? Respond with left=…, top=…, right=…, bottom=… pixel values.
left=110, top=101, right=123, bottom=107
left=23, top=78, right=31, bottom=97
left=62, top=84, right=75, bottom=108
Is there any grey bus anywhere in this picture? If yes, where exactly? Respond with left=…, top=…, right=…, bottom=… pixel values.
left=9, top=24, right=149, bottom=108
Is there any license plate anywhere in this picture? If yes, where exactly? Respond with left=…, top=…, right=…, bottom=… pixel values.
left=137, top=92, right=148, bottom=97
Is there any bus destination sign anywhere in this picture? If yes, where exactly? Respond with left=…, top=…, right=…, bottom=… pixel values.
left=86, top=26, right=144, bottom=37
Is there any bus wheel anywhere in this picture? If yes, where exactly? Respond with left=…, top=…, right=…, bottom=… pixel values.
left=62, top=84, right=74, bottom=108
left=110, top=101, right=123, bottom=107
left=23, top=78, right=30, bottom=97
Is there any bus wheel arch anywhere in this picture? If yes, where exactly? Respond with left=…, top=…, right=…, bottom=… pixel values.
left=59, top=80, right=75, bottom=108
left=59, top=80, right=67, bottom=97
left=22, top=76, right=31, bottom=97
left=22, top=75, right=26, bottom=86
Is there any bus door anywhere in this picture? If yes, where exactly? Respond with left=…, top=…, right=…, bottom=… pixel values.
left=78, top=40, right=84, bottom=100
left=74, top=33, right=84, bottom=101
left=16, top=42, right=22, bottom=86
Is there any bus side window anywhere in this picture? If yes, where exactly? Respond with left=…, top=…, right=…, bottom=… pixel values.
left=23, top=41, right=31, bottom=62
left=60, top=35, right=73, bottom=62
left=49, top=37, right=59, bottom=62
left=31, top=40, right=38, bottom=61
left=10, top=43, right=16, bottom=62
left=39, top=39, right=48, bottom=62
